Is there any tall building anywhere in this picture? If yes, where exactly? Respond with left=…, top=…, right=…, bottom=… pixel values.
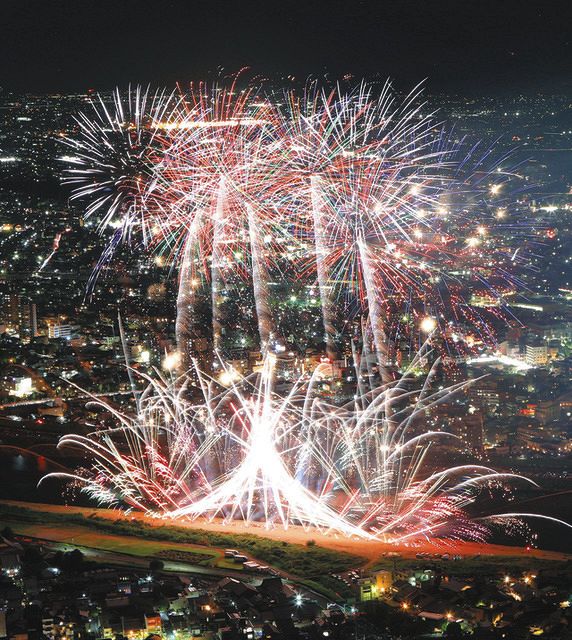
left=30, top=302, right=38, bottom=337
left=0, top=290, right=38, bottom=340
left=430, top=403, right=485, bottom=453
left=525, top=340, right=548, bottom=367
left=469, top=377, right=501, bottom=415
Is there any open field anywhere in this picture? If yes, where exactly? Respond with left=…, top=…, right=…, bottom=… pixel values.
left=0, top=501, right=364, bottom=579
left=2, top=499, right=569, bottom=565
left=0, top=519, right=219, bottom=566
left=369, top=554, right=568, bottom=577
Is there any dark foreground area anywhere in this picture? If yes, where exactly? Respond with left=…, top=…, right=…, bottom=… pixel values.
left=1, top=501, right=571, bottom=639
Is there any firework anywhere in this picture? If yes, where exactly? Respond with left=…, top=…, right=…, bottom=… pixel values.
left=41, top=353, right=570, bottom=544
left=63, top=79, right=530, bottom=368
left=51, top=78, right=562, bottom=545
left=276, top=83, right=531, bottom=377
left=63, top=86, right=179, bottom=247
left=273, top=81, right=449, bottom=367
left=148, top=78, right=292, bottom=363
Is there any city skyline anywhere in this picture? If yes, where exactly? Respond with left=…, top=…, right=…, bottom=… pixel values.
left=0, top=4, right=571, bottom=639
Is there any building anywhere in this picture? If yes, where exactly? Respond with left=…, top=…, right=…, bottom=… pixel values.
left=535, top=398, right=560, bottom=425
left=0, top=291, right=37, bottom=340
left=41, top=617, right=55, bottom=640
left=46, top=321, right=74, bottom=340
left=439, top=409, right=484, bottom=452
left=359, top=570, right=393, bottom=601
left=455, top=411, right=484, bottom=452
left=0, top=611, right=6, bottom=639
left=525, top=341, right=548, bottom=367
left=469, top=377, right=502, bottom=415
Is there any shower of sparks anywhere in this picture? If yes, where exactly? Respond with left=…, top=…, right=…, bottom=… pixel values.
left=62, top=79, right=532, bottom=359
left=41, top=354, right=571, bottom=544
left=50, top=77, right=566, bottom=545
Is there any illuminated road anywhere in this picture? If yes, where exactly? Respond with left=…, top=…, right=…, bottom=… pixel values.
left=0, top=390, right=134, bottom=410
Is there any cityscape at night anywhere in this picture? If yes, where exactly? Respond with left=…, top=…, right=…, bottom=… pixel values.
left=1, top=2, right=572, bottom=639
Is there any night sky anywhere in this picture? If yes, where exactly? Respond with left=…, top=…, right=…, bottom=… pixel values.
left=3, top=0, right=572, bottom=94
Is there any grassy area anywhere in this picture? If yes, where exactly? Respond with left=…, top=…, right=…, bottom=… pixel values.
left=0, top=503, right=364, bottom=578
left=298, top=578, right=344, bottom=603
left=1, top=518, right=218, bottom=565
left=299, top=575, right=356, bottom=601
left=370, top=554, right=566, bottom=577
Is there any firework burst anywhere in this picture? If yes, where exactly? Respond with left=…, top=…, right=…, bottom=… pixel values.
left=62, top=85, right=180, bottom=270
left=62, top=79, right=532, bottom=364
left=41, top=353, right=570, bottom=544
left=51, top=78, right=564, bottom=545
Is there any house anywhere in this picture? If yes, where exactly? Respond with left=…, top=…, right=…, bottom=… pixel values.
left=358, top=570, right=393, bottom=601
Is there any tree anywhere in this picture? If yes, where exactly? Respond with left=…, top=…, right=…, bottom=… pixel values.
left=149, top=559, right=164, bottom=573
left=1, top=526, right=15, bottom=540
left=445, top=621, right=464, bottom=640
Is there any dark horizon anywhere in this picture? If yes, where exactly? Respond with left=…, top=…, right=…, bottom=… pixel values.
left=3, top=0, right=572, bottom=96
